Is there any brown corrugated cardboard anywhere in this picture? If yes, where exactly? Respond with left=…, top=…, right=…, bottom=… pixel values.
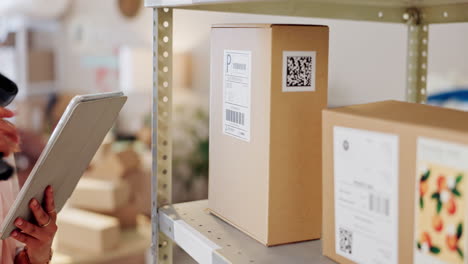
left=323, top=100, right=468, bottom=264
left=28, top=50, right=54, bottom=82
left=0, top=33, right=15, bottom=46
left=89, top=133, right=114, bottom=169
left=68, top=178, right=131, bottom=213
left=103, top=205, right=139, bottom=229
left=209, top=24, right=329, bottom=246
left=88, top=149, right=141, bottom=181
left=57, top=208, right=120, bottom=253
left=125, top=168, right=152, bottom=215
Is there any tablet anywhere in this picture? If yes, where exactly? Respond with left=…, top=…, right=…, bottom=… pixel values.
left=0, top=92, right=127, bottom=239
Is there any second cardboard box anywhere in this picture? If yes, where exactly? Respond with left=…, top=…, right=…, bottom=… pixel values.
left=323, top=101, right=468, bottom=264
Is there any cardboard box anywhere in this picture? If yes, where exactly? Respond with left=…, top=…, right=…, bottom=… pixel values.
left=209, top=24, right=329, bottom=246
left=28, top=50, right=54, bottom=82
left=322, top=101, right=468, bottom=264
left=106, top=254, right=146, bottom=264
left=125, top=168, right=152, bottom=216
left=0, top=33, right=15, bottom=46
left=57, top=208, right=120, bottom=253
left=103, top=204, right=139, bottom=229
left=89, top=133, right=115, bottom=169
left=68, top=178, right=131, bottom=213
left=88, top=149, right=141, bottom=181
left=137, top=126, right=151, bottom=148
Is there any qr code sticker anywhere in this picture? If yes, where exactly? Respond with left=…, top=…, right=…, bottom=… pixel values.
left=339, top=227, right=353, bottom=255
left=286, top=56, right=313, bottom=87
left=282, top=51, right=316, bottom=92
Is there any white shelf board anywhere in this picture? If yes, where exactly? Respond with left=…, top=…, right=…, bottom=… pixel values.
left=159, top=200, right=336, bottom=264
left=145, top=0, right=468, bottom=23
left=4, top=16, right=60, bottom=34
left=16, top=81, right=57, bottom=99
left=146, top=0, right=468, bottom=8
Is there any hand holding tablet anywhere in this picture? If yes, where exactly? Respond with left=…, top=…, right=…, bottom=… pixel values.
left=11, top=186, right=56, bottom=263
left=0, top=92, right=127, bottom=240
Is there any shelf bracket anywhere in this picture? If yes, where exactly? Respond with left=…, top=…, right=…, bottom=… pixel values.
left=152, top=7, right=174, bottom=264
left=404, top=7, right=428, bottom=103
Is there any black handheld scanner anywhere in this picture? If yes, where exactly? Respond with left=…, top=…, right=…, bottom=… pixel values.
left=0, top=74, right=18, bottom=107
left=0, top=73, right=18, bottom=181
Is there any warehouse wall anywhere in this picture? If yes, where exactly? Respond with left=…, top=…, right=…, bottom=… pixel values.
left=428, top=23, right=468, bottom=94
left=60, top=0, right=152, bottom=93
left=173, top=9, right=408, bottom=107
left=56, top=4, right=468, bottom=105
left=173, top=10, right=468, bottom=107
left=57, top=0, right=154, bottom=135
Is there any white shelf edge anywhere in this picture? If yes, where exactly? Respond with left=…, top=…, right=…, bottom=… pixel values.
left=145, top=0, right=468, bottom=8
left=159, top=200, right=336, bottom=264
left=4, top=16, right=60, bottom=34
left=145, top=0, right=468, bottom=24
left=17, top=81, right=56, bottom=99
left=160, top=211, right=221, bottom=264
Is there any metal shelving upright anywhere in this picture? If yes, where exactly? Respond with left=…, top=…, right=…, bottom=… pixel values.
left=145, top=1, right=468, bottom=263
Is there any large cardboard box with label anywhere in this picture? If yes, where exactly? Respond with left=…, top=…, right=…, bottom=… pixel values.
left=209, top=24, right=329, bottom=246
left=323, top=100, right=468, bottom=264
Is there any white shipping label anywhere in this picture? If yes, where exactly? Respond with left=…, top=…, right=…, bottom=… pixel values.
left=282, top=51, right=316, bottom=92
left=414, top=138, right=468, bottom=264
left=223, top=50, right=251, bottom=142
left=334, top=126, right=399, bottom=264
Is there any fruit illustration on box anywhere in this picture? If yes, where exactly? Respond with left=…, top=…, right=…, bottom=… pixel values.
left=419, top=168, right=430, bottom=209
left=417, top=232, right=441, bottom=254
left=445, top=223, right=464, bottom=258
left=415, top=162, right=466, bottom=264
left=431, top=174, right=463, bottom=215
left=432, top=215, right=443, bottom=232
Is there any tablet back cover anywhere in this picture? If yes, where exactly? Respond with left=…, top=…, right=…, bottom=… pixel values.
left=0, top=94, right=126, bottom=239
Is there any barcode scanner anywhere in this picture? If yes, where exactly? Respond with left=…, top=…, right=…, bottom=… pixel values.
left=0, top=73, right=18, bottom=181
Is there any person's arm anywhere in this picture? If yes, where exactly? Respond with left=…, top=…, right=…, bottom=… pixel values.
left=0, top=107, right=19, bottom=155
left=14, top=249, right=30, bottom=264
left=0, top=107, right=57, bottom=264
left=12, top=186, right=57, bottom=264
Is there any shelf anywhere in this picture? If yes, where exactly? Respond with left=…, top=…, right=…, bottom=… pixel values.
left=145, top=0, right=468, bottom=7
left=16, top=81, right=57, bottom=99
left=145, top=0, right=468, bottom=24
left=4, top=16, right=60, bottom=34
left=148, top=0, right=468, bottom=263
left=52, top=226, right=151, bottom=264
left=159, top=200, right=336, bottom=264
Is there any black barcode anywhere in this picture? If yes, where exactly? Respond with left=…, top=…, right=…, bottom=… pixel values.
left=233, top=63, right=246, bottom=71
left=369, top=194, right=389, bottom=216
left=339, top=228, right=353, bottom=254
left=226, top=109, right=245, bottom=125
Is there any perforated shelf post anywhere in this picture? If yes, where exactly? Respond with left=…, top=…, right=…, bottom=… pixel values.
left=152, top=7, right=174, bottom=264
left=404, top=8, right=429, bottom=103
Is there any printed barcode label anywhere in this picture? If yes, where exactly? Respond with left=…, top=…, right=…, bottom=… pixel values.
left=223, top=50, right=251, bottom=142
left=339, top=228, right=353, bottom=255
left=226, top=109, right=245, bottom=125
left=369, top=193, right=390, bottom=216
left=233, top=63, right=246, bottom=71
left=334, top=127, right=399, bottom=264
left=282, top=51, right=316, bottom=92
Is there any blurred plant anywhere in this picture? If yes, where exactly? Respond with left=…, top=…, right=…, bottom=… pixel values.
left=172, top=99, right=209, bottom=192
left=139, top=92, right=209, bottom=202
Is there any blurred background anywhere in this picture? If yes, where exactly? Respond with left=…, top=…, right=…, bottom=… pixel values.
left=0, top=0, right=467, bottom=263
